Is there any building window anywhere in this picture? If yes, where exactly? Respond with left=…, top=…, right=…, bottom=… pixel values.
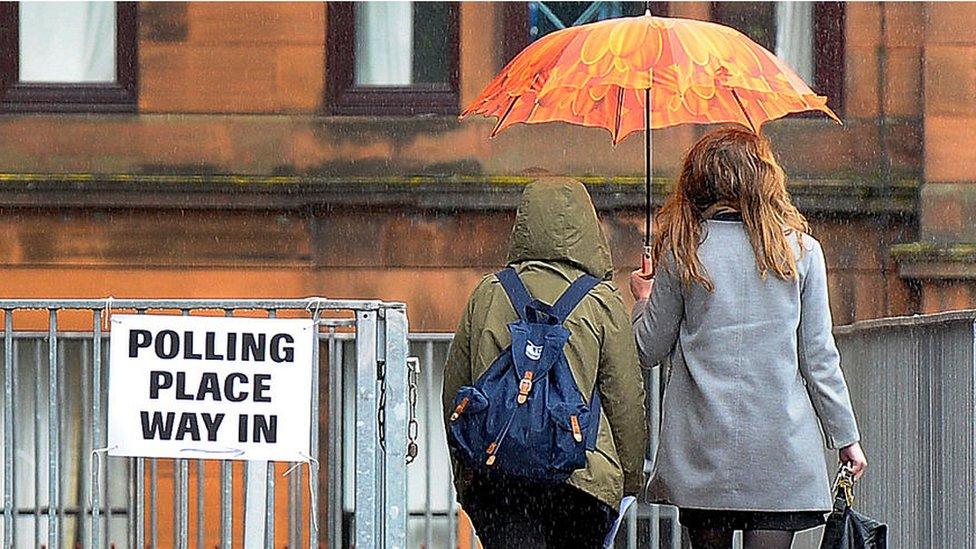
left=504, top=2, right=669, bottom=62
left=327, top=2, right=459, bottom=116
left=712, top=2, right=845, bottom=113
left=0, top=2, right=138, bottom=112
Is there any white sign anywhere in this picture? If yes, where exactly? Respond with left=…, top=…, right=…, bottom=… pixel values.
left=107, top=314, right=314, bottom=462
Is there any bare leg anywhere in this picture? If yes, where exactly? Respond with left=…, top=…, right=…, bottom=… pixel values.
left=687, top=527, right=734, bottom=549
left=742, top=529, right=795, bottom=549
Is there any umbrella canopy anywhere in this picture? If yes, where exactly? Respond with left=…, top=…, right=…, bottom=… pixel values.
left=461, top=11, right=839, bottom=262
left=462, top=12, right=839, bottom=142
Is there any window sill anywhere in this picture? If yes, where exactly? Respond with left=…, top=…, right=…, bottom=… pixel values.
left=328, top=86, right=459, bottom=117
left=0, top=83, right=137, bottom=114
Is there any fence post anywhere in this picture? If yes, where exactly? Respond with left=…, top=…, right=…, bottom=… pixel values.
left=355, top=310, right=380, bottom=547
left=383, top=307, right=409, bottom=549
left=3, top=310, right=14, bottom=549
left=244, top=461, right=269, bottom=548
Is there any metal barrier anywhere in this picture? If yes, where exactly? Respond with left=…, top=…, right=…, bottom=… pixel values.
left=0, top=299, right=411, bottom=549
left=833, top=310, right=976, bottom=549
left=12, top=303, right=950, bottom=548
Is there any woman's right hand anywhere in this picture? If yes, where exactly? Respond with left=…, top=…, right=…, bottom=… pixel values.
left=630, top=253, right=654, bottom=301
left=630, top=269, right=653, bottom=301
left=839, top=442, right=867, bottom=480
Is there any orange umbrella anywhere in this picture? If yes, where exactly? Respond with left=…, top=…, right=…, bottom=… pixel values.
left=461, top=11, right=840, bottom=260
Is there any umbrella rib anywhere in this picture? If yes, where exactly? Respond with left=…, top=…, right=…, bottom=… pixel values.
left=490, top=95, right=521, bottom=137
left=731, top=89, right=758, bottom=133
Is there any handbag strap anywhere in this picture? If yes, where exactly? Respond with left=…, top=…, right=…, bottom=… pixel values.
left=831, top=463, right=856, bottom=510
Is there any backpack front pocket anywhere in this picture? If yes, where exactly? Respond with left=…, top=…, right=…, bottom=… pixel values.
left=447, top=386, right=490, bottom=466
left=547, top=402, right=590, bottom=474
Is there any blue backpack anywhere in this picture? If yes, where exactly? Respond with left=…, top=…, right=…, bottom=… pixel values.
left=448, top=267, right=602, bottom=482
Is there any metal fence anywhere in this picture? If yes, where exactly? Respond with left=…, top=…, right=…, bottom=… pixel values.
left=0, top=298, right=411, bottom=549
left=7, top=301, right=960, bottom=548
left=833, top=310, right=976, bottom=549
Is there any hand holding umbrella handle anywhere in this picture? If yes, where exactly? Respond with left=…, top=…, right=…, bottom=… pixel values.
left=642, top=246, right=652, bottom=275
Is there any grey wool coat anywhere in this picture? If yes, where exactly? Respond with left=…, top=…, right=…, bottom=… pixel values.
left=632, top=219, right=861, bottom=512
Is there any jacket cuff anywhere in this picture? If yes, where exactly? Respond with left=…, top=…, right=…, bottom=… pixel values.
left=826, top=432, right=861, bottom=450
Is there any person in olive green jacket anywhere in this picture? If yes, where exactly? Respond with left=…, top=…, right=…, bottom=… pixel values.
left=442, top=177, right=648, bottom=548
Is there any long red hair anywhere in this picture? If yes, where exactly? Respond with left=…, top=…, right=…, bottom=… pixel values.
left=652, top=127, right=808, bottom=291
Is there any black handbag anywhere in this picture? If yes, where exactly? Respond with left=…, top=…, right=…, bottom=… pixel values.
left=820, top=464, right=888, bottom=549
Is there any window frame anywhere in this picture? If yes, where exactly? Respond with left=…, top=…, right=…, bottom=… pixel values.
left=503, top=2, right=669, bottom=63
left=0, top=2, right=138, bottom=113
left=710, top=1, right=846, bottom=115
left=326, top=2, right=460, bottom=116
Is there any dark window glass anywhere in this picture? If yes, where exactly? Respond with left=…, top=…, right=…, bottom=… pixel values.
left=711, top=2, right=776, bottom=52
left=412, top=2, right=452, bottom=85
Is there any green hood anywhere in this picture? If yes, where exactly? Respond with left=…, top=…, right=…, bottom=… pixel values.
left=506, top=178, right=614, bottom=279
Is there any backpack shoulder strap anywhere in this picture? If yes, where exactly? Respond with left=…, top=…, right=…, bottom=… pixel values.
left=550, top=274, right=601, bottom=324
left=496, top=267, right=532, bottom=321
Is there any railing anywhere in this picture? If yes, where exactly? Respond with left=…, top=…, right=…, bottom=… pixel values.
left=4, top=305, right=953, bottom=548
left=833, top=310, right=976, bottom=549
left=0, top=299, right=411, bottom=549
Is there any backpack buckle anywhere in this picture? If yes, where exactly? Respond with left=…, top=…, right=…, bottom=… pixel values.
left=570, top=415, right=583, bottom=443
left=450, top=397, right=470, bottom=422
left=517, top=371, right=534, bottom=404
left=485, top=442, right=498, bottom=466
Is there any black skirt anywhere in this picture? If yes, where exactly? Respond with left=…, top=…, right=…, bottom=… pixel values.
left=678, top=507, right=827, bottom=532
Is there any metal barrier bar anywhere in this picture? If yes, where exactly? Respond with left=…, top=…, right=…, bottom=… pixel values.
left=32, top=340, right=41, bottom=549
left=135, top=457, right=145, bottom=548
left=91, top=310, right=103, bottom=549
left=648, top=363, right=663, bottom=548
left=309, top=307, right=322, bottom=549
left=627, top=503, right=638, bottom=549
left=355, top=310, right=379, bottom=546
left=101, top=325, right=111, bottom=549
left=151, top=458, right=159, bottom=548
left=79, top=338, right=91, bottom=548
left=47, top=309, right=60, bottom=549
left=3, top=310, right=14, bottom=548
left=135, top=308, right=146, bottom=549
left=375, top=317, right=386, bottom=546
left=265, top=460, right=275, bottom=548
left=244, top=461, right=268, bottom=548
left=196, top=459, right=204, bottom=549
left=266, top=310, right=278, bottom=549
left=220, top=308, right=234, bottom=549
left=423, top=340, right=434, bottom=549
left=174, top=309, right=190, bottom=549
left=383, top=308, right=409, bottom=549
left=288, top=464, right=301, bottom=548
left=287, top=309, right=303, bottom=548
left=328, top=328, right=344, bottom=549
left=177, top=459, right=189, bottom=549
left=0, top=298, right=391, bottom=310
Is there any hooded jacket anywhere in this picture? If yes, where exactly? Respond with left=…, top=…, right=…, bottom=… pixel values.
left=442, top=178, right=647, bottom=508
